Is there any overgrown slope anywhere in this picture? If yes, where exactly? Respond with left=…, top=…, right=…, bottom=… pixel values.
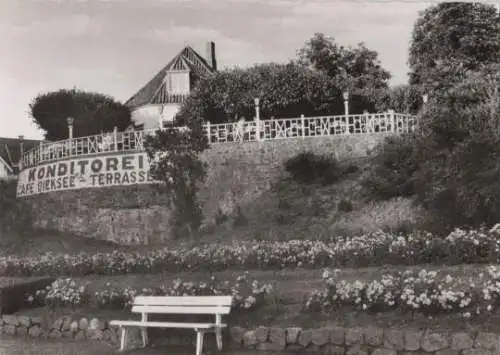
left=201, top=156, right=424, bottom=243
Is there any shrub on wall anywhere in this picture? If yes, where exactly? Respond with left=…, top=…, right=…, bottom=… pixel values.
left=0, top=180, right=33, bottom=234
left=284, top=152, right=356, bottom=185
left=362, top=134, right=422, bottom=201
left=413, top=131, right=500, bottom=232
left=144, top=115, right=209, bottom=239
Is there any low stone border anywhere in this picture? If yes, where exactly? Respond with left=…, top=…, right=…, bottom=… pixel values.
left=0, top=314, right=498, bottom=354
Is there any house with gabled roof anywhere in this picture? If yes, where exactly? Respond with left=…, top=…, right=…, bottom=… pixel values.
left=0, top=136, right=42, bottom=179
left=126, top=41, right=217, bottom=130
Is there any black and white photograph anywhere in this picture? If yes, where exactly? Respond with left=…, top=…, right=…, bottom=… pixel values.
left=1, top=0, right=500, bottom=354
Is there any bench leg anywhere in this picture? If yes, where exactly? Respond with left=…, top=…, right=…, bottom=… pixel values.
left=215, top=328, right=223, bottom=351
left=195, top=330, right=205, bottom=355
left=119, top=327, right=127, bottom=352
left=140, top=327, right=148, bottom=348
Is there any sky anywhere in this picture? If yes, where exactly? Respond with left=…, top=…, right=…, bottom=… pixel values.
left=0, top=0, right=443, bottom=140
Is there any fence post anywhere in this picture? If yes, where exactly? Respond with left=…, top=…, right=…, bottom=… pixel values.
left=39, top=142, right=43, bottom=163
left=205, top=121, right=211, bottom=144
left=67, top=117, right=74, bottom=156
left=301, top=114, right=305, bottom=139
left=388, top=109, right=395, bottom=132
left=363, top=111, right=369, bottom=133
left=255, top=118, right=261, bottom=142
left=113, top=126, right=118, bottom=151
left=18, top=135, right=24, bottom=171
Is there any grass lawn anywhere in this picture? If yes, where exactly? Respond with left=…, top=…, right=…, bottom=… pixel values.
left=0, top=229, right=205, bottom=257
left=13, top=263, right=500, bottom=334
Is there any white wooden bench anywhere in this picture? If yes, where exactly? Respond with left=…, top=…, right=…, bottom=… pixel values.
left=109, top=295, right=233, bottom=355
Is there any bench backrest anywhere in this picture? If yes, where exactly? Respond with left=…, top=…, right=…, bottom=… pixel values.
left=131, top=296, right=233, bottom=316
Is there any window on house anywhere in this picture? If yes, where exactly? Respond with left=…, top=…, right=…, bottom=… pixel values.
left=166, top=71, right=189, bottom=95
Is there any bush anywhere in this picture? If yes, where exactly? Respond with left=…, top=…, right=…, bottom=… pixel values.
left=214, top=208, right=229, bottom=225
left=0, top=180, right=33, bottom=234
left=414, top=131, right=500, bottom=231
left=337, top=199, right=353, bottom=213
left=0, top=277, right=55, bottom=313
left=362, top=134, right=423, bottom=200
left=233, top=206, right=248, bottom=227
left=285, top=152, right=353, bottom=185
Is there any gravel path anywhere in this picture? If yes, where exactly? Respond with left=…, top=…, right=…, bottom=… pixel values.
left=0, top=336, right=115, bottom=354
left=0, top=336, right=282, bottom=355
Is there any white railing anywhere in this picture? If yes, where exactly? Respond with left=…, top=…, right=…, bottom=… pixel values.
left=22, top=129, right=156, bottom=169
left=204, top=111, right=417, bottom=144
left=21, top=111, right=417, bottom=169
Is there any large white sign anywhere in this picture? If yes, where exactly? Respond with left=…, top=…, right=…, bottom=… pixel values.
left=17, top=152, right=158, bottom=197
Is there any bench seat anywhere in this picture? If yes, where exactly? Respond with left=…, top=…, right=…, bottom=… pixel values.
left=110, top=295, right=233, bottom=355
left=109, top=320, right=228, bottom=329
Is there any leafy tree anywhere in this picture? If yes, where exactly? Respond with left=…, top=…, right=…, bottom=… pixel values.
left=368, top=65, right=500, bottom=233
left=176, top=62, right=342, bottom=125
left=297, top=33, right=391, bottom=113
left=417, top=63, right=500, bottom=151
left=376, top=84, right=425, bottom=114
left=413, top=130, right=500, bottom=232
left=144, top=112, right=209, bottom=238
left=30, top=88, right=134, bottom=141
left=409, top=2, right=500, bottom=93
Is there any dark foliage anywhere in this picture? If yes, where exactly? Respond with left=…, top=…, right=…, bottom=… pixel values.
left=337, top=199, right=354, bottom=213
left=285, top=152, right=354, bottom=185
left=409, top=2, right=500, bottom=94
left=362, top=134, right=423, bottom=201
left=30, top=88, right=134, bottom=141
left=144, top=114, right=209, bottom=238
left=0, top=180, right=33, bottom=234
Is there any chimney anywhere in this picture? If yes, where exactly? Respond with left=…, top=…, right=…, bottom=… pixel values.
left=205, top=41, right=217, bottom=71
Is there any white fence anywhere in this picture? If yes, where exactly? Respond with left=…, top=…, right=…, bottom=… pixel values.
left=21, top=111, right=417, bottom=169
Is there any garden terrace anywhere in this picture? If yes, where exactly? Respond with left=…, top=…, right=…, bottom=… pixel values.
left=6, top=229, right=500, bottom=353
left=20, top=111, right=417, bottom=169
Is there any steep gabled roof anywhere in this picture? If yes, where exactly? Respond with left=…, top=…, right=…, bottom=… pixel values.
left=0, top=137, right=43, bottom=172
left=126, top=46, right=215, bottom=110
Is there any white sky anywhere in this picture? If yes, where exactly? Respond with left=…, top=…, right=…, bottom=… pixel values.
left=0, top=0, right=441, bottom=139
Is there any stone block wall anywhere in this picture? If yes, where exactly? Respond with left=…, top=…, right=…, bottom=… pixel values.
left=1, top=313, right=499, bottom=355
left=24, top=134, right=389, bottom=244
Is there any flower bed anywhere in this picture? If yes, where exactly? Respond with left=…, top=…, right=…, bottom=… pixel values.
left=26, top=273, right=272, bottom=313
left=2, top=227, right=500, bottom=277
left=304, top=265, right=500, bottom=318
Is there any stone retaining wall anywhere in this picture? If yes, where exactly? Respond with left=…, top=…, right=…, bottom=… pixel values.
left=24, top=134, right=389, bottom=244
left=0, top=314, right=498, bottom=354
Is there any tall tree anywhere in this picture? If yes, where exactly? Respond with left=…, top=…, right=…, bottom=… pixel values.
left=418, top=63, right=500, bottom=150
left=144, top=110, right=209, bottom=238
left=297, top=33, right=391, bottom=113
left=176, top=62, right=343, bottom=125
left=376, top=84, right=425, bottom=114
left=30, top=88, right=134, bottom=141
left=409, top=2, right=500, bottom=93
